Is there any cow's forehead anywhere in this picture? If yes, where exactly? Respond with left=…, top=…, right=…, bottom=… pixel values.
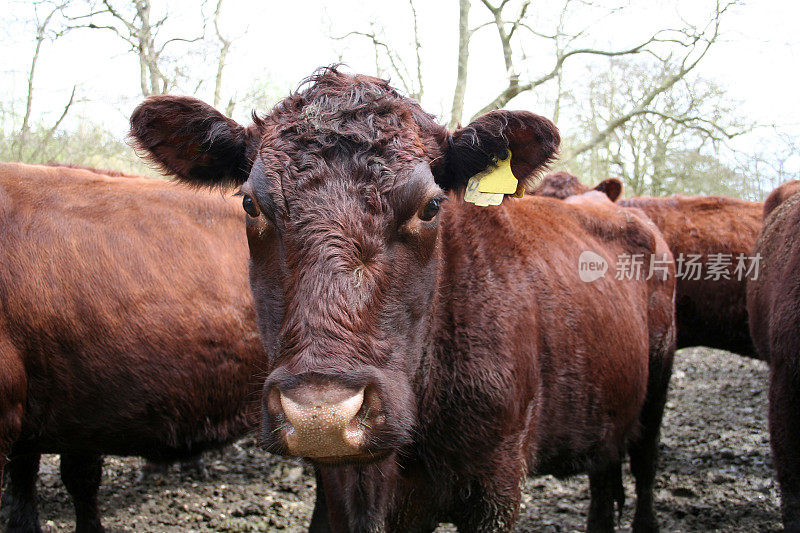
left=264, top=74, right=420, bottom=140
left=258, top=73, right=435, bottom=162
left=248, top=69, right=445, bottom=212
left=258, top=113, right=427, bottom=163
left=249, top=144, right=435, bottom=227
left=256, top=141, right=415, bottom=194
left=254, top=124, right=429, bottom=198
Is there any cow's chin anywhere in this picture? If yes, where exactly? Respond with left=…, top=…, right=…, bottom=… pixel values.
left=309, top=450, right=393, bottom=466
left=260, top=425, right=403, bottom=466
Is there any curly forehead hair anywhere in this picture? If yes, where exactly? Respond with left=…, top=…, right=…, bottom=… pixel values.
left=258, top=67, right=445, bottom=179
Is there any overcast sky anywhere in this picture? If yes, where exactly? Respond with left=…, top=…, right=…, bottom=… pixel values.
left=1, top=0, right=798, bottom=158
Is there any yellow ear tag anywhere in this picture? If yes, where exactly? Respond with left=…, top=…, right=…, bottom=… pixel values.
left=464, top=175, right=504, bottom=206
left=477, top=152, right=518, bottom=194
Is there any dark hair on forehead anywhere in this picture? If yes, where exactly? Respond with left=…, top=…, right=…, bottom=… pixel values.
left=258, top=66, right=445, bottom=195
left=268, top=67, right=436, bottom=149
left=299, top=65, right=400, bottom=104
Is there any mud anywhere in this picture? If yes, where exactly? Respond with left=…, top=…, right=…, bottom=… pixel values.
left=0, top=347, right=780, bottom=532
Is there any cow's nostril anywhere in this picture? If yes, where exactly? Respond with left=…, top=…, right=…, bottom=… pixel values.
left=278, top=387, right=366, bottom=458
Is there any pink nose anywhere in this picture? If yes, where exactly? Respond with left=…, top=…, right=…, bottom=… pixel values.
left=278, top=385, right=366, bottom=458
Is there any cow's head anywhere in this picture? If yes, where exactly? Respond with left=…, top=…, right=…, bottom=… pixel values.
left=533, top=171, right=622, bottom=201
left=130, top=67, right=559, bottom=464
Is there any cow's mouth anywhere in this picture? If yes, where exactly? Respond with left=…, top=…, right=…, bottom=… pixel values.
left=310, top=450, right=392, bottom=466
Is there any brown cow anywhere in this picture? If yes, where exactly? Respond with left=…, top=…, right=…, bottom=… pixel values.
left=0, top=163, right=268, bottom=533
left=747, top=180, right=800, bottom=533
left=531, top=171, right=623, bottom=202
left=536, top=171, right=762, bottom=357
left=129, top=67, right=676, bottom=532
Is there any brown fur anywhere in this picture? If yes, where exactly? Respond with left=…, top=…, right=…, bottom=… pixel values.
left=763, top=180, right=800, bottom=220
left=532, top=171, right=622, bottom=202
left=44, top=163, right=137, bottom=178
left=537, top=171, right=762, bottom=357
left=620, top=196, right=761, bottom=356
left=0, top=162, right=266, bottom=532
left=747, top=180, right=800, bottom=532
left=129, top=68, right=675, bottom=532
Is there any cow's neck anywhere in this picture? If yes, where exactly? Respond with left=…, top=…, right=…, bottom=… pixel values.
left=411, top=200, right=518, bottom=474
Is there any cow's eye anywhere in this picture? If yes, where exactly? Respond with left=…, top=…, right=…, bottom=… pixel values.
left=419, top=198, right=440, bottom=221
left=242, top=195, right=260, bottom=218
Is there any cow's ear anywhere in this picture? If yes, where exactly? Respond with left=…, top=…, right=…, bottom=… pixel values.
left=594, top=178, right=622, bottom=202
left=437, top=110, right=560, bottom=191
left=129, top=95, right=260, bottom=188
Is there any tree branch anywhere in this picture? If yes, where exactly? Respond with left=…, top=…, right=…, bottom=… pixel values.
left=30, top=85, right=77, bottom=160
left=472, top=35, right=660, bottom=119
left=562, top=0, right=731, bottom=161
left=409, top=0, right=424, bottom=102
left=333, top=29, right=415, bottom=99
left=470, top=0, right=735, bottom=122
left=629, top=108, right=749, bottom=141
left=20, top=1, right=65, bottom=138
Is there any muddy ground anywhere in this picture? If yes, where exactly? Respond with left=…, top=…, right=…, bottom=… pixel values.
left=0, top=347, right=781, bottom=532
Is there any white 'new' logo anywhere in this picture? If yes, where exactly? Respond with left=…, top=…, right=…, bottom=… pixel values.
left=578, top=251, right=608, bottom=282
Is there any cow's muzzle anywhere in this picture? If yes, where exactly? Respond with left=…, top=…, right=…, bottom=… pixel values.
left=279, top=383, right=365, bottom=457
left=262, top=368, right=404, bottom=461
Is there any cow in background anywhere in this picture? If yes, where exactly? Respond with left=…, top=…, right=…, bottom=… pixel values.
left=0, top=163, right=276, bottom=532
left=747, top=180, right=800, bottom=532
left=531, top=171, right=622, bottom=201
left=536, top=171, right=762, bottom=357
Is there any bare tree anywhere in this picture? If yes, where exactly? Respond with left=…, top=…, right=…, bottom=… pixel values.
left=66, top=0, right=205, bottom=97
left=409, top=0, right=424, bottom=103
left=332, top=0, right=424, bottom=102
left=445, top=0, right=737, bottom=153
left=732, top=133, right=800, bottom=200
left=564, top=57, right=751, bottom=196
left=212, top=0, right=231, bottom=110
left=561, top=2, right=735, bottom=162
left=11, top=0, right=77, bottom=159
left=467, top=0, right=529, bottom=118
left=448, top=0, right=471, bottom=128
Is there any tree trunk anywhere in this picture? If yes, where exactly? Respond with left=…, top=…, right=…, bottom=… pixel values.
left=213, top=0, right=231, bottom=108
left=448, top=0, right=470, bottom=129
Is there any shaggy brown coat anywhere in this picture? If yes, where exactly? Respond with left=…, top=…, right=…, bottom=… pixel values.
left=129, top=68, right=676, bottom=532
left=0, top=162, right=265, bottom=533
left=747, top=179, right=800, bottom=532
left=536, top=171, right=762, bottom=357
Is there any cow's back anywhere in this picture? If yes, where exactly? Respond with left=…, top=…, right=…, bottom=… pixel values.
left=620, top=196, right=762, bottom=356
left=0, top=162, right=262, bottom=458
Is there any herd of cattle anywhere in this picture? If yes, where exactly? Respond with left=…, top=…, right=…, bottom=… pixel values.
left=0, top=67, right=797, bottom=532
